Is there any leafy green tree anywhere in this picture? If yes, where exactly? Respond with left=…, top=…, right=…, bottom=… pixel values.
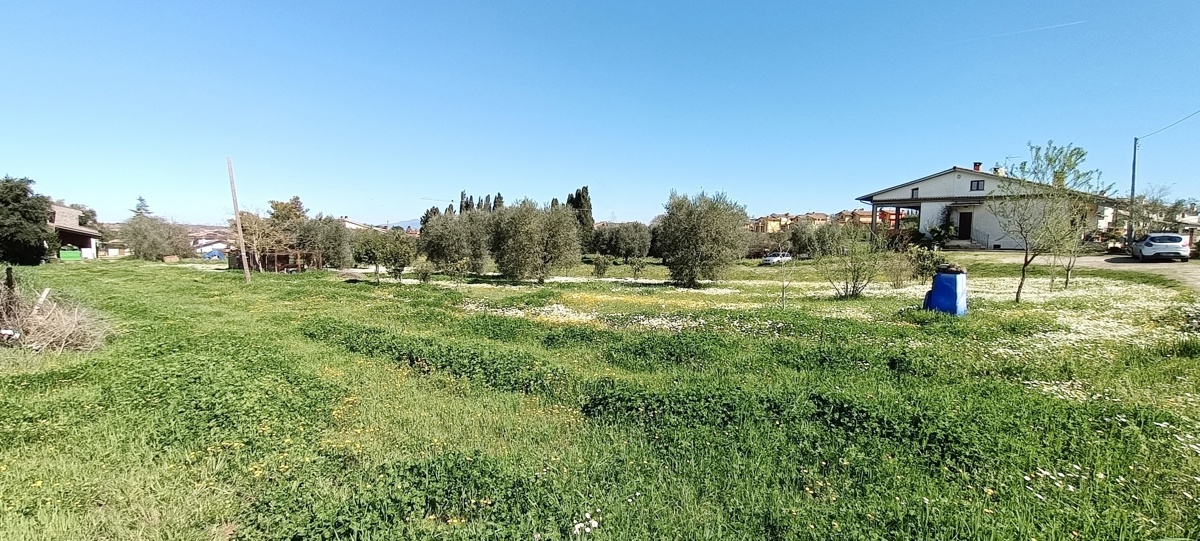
left=419, top=213, right=467, bottom=271
left=492, top=193, right=505, bottom=210
left=123, top=200, right=192, bottom=262
left=297, top=214, right=352, bottom=268
left=658, top=191, right=748, bottom=287
left=419, top=206, right=442, bottom=229
left=790, top=222, right=843, bottom=259
left=597, top=222, right=651, bottom=263
left=379, top=231, right=417, bottom=280
left=0, top=176, right=53, bottom=265
left=489, top=200, right=580, bottom=283
left=647, top=216, right=665, bottom=262
left=566, top=186, right=594, bottom=252
left=268, top=196, right=309, bottom=248
left=592, top=255, right=611, bottom=277
left=462, top=210, right=493, bottom=274
left=614, top=221, right=652, bottom=263
left=351, top=229, right=388, bottom=283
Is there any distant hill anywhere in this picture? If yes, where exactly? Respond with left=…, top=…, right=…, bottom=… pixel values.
left=386, top=218, right=421, bottom=230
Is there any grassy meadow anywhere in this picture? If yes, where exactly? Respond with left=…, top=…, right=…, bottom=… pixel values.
left=1, top=257, right=1199, bottom=540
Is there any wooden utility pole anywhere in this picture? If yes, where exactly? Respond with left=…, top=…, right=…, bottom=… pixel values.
left=228, top=157, right=252, bottom=284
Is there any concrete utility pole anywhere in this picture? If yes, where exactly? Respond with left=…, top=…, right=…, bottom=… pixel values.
left=1126, top=137, right=1138, bottom=247
left=227, top=157, right=252, bottom=284
left=1127, top=107, right=1200, bottom=246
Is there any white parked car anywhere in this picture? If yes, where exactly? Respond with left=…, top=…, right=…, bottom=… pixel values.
left=761, top=252, right=793, bottom=265
left=1130, top=233, right=1190, bottom=262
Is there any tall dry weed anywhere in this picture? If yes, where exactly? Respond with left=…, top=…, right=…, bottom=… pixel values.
left=1, top=283, right=108, bottom=353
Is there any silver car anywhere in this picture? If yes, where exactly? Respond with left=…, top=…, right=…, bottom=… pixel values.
left=761, top=252, right=793, bottom=265
left=1130, top=233, right=1190, bottom=262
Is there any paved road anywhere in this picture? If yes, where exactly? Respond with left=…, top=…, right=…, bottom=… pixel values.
left=960, top=252, right=1200, bottom=292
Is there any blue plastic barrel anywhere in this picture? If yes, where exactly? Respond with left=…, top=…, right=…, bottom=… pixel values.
left=927, top=272, right=967, bottom=316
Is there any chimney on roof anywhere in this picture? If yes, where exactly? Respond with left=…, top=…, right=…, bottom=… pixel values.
left=973, top=162, right=982, bottom=171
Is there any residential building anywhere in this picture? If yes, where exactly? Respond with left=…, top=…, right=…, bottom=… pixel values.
left=856, top=162, right=1117, bottom=249
left=48, top=204, right=102, bottom=259
left=339, top=216, right=387, bottom=232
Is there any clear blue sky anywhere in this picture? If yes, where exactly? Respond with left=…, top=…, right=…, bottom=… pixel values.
left=2, top=1, right=1197, bottom=225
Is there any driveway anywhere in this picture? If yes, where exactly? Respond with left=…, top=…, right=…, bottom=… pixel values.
left=957, top=252, right=1200, bottom=292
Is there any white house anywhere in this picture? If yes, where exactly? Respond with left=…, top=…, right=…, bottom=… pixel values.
left=857, top=163, right=1117, bottom=250
left=339, top=217, right=387, bottom=232
left=194, top=240, right=230, bottom=255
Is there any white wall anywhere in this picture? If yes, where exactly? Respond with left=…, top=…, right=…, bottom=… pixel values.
left=918, top=201, right=949, bottom=232
left=873, top=170, right=996, bottom=201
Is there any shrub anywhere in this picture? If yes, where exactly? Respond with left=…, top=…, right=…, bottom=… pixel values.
left=629, top=258, right=647, bottom=279
left=591, top=255, right=611, bottom=278
left=240, top=452, right=545, bottom=539
left=301, top=318, right=566, bottom=395
left=602, top=331, right=736, bottom=371
left=907, top=246, right=947, bottom=284
left=884, top=251, right=914, bottom=288
left=814, top=226, right=887, bottom=299
left=542, top=325, right=619, bottom=349
left=414, top=262, right=434, bottom=283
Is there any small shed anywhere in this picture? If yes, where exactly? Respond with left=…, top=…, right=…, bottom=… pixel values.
left=228, top=250, right=322, bottom=273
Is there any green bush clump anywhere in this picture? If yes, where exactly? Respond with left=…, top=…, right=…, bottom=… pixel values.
left=240, top=452, right=551, bottom=539
left=580, top=378, right=808, bottom=430
left=302, top=318, right=567, bottom=395
left=763, top=339, right=879, bottom=371
left=808, top=390, right=986, bottom=469
left=488, top=289, right=562, bottom=309
left=896, top=308, right=1066, bottom=339
left=602, top=331, right=738, bottom=371
left=541, top=325, right=619, bottom=349
left=457, top=313, right=547, bottom=342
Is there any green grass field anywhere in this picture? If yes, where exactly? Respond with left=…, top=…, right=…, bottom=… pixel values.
left=2, top=258, right=1199, bottom=540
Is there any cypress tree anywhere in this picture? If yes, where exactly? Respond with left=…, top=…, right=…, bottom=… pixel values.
left=567, top=186, right=595, bottom=252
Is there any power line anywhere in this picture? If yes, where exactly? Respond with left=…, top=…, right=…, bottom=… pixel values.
left=1139, top=108, right=1200, bottom=139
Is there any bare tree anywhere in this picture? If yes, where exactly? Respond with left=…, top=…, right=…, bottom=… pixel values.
left=814, top=225, right=887, bottom=299
left=989, top=141, right=1104, bottom=301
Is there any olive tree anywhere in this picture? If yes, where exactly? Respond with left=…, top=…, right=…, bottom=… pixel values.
left=379, top=231, right=417, bottom=280
left=489, top=200, right=580, bottom=283
left=297, top=214, right=351, bottom=268
left=461, top=210, right=493, bottom=274
left=124, top=198, right=192, bottom=262
left=657, top=191, right=748, bottom=287
left=418, top=213, right=468, bottom=271
left=597, top=221, right=651, bottom=263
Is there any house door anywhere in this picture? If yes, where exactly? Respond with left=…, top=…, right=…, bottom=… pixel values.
left=957, top=212, right=973, bottom=240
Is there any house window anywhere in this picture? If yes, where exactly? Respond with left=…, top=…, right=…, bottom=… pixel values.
left=970, top=180, right=984, bottom=191
left=910, top=187, right=919, bottom=198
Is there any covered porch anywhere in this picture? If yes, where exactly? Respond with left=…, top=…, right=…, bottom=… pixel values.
left=867, top=201, right=922, bottom=230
